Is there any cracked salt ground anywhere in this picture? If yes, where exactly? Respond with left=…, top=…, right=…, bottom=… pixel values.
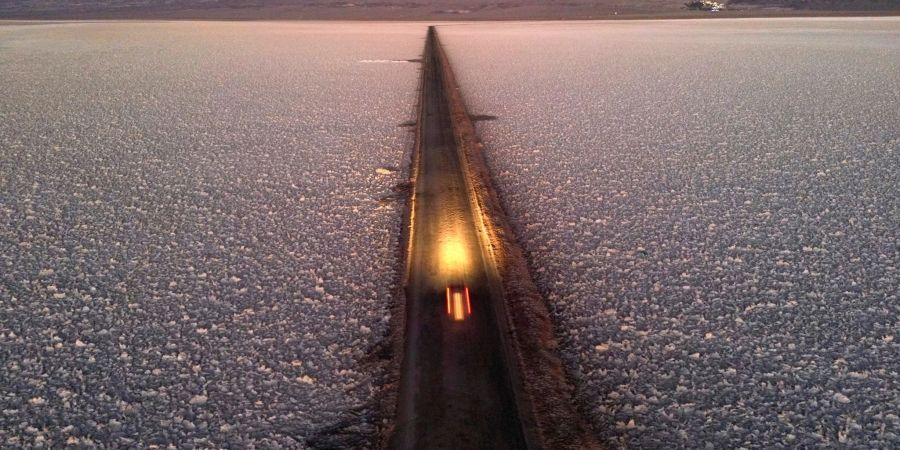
left=0, top=21, right=425, bottom=448
left=441, top=18, right=900, bottom=448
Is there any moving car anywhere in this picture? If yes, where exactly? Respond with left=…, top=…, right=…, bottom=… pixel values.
left=445, top=285, right=472, bottom=322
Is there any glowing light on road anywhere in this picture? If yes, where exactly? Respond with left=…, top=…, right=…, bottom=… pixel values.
left=437, top=232, right=472, bottom=279
left=435, top=220, right=475, bottom=321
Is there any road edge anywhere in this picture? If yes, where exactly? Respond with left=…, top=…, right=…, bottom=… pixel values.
left=431, top=27, right=601, bottom=450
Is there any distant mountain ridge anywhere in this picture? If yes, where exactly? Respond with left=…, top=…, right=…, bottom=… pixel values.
left=0, top=0, right=897, bottom=19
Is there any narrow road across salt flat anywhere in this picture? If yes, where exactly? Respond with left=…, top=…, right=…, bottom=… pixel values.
left=390, top=28, right=529, bottom=449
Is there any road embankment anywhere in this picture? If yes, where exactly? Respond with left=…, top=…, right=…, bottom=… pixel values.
left=430, top=27, right=599, bottom=449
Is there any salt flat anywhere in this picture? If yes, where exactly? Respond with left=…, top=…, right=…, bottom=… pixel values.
left=0, top=21, right=423, bottom=447
left=441, top=18, right=900, bottom=448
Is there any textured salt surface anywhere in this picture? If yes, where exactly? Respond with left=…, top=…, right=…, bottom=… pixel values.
left=441, top=18, right=899, bottom=448
left=0, top=21, right=423, bottom=447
